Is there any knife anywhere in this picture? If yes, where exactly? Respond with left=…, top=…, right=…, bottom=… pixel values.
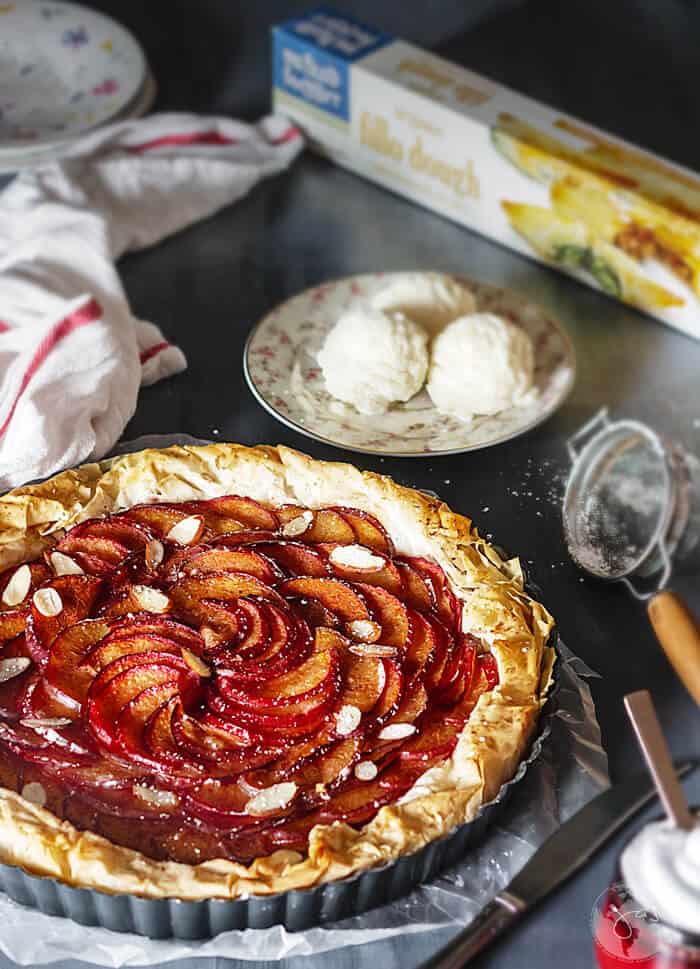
left=419, top=760, right=696, bottom=969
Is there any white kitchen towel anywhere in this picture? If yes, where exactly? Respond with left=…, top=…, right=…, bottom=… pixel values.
left=0, top=113, right=304, bottom=491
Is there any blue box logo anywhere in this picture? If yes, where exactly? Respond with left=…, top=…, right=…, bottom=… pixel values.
left=274, top=30, right=350, bottom=121
left=285, top=7, right=391, bottom=61
left=273, top=7, right=391, bottom=123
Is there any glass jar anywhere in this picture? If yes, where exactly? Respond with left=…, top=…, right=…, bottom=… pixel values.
left=593, top=821, right=700, bottom=968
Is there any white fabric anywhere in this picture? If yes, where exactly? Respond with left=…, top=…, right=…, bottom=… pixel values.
left=0, top=113, right=304, bottom=491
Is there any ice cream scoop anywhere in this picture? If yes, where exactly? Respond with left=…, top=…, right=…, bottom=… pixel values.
left=317, top=305, right=429, bottom=415
left=371, top=272, right=476, bottom=335
left=426, top=312, right=534, bottom=421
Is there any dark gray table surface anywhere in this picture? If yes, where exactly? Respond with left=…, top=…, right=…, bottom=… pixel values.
left=2, top=1, right=700, bottom=967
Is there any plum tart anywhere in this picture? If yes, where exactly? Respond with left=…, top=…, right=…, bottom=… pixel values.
left=0, top=444, right=554, bottom=900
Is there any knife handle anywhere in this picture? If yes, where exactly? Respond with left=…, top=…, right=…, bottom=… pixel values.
left=419, top=892, right=525, bottom=969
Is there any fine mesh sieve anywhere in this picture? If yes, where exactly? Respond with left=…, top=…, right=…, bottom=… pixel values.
left=563, top=411, right=675, bottom=592
left=563, top=409, right=700, bottom=706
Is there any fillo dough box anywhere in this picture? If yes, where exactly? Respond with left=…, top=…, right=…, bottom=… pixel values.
left=273, top=6, right=700, bottom=340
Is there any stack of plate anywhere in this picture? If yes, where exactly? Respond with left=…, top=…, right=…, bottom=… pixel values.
left=0, top=0, right=155, bottom=174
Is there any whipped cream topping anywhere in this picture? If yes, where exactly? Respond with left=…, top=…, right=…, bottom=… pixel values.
left=621, top=816, right=700, bottom=935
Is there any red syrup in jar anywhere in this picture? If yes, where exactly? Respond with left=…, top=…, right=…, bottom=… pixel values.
left=594, top=883, right=663, bottom=969
left=593, top=875, right=700, bottom=968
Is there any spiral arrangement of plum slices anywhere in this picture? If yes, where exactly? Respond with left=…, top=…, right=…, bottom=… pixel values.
left=0, top=496, right=498, bottom=865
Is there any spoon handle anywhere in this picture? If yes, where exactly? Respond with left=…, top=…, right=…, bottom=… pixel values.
left=624, top=690, right=694, bottom=830
left=648, top=591, right=700, bottom=706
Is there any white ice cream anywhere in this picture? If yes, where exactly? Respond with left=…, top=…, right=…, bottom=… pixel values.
left=426, top=312, right=534, bottom=421
left=621, top=817, right=700, bottom=935
left=317, top=305, right=429, bottom=415
left=371, top=272, right=476, bottom=334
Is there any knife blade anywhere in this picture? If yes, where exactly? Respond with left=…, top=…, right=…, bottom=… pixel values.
left=419, top=760, right=696, bottom=969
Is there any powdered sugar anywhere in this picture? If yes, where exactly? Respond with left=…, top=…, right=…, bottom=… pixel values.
left=571, top=439, right=667, bottom=577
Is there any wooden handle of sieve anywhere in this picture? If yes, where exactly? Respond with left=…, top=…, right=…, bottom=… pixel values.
left=648, top=590, right=700, bottom=706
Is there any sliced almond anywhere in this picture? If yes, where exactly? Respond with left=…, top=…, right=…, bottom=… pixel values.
left=133, top=585, right=170, bottom=614
left=378, top=722, right=416, bottom=741
left=354, top=760, right=378, bottom=781
left=201, top=626, right=220, bottom=649
left=349, top=643, right=397, bottom=658
left=32, top=587, right=63, bottom=617
left=145, top=539, right=164, bottom=570
left=181, top=647, right=211, bottom=678
left=346, top=619, right=382, bottom=643
left=2, top=564, right=31, bottom=607
left=335, top=703, right=361, bottom=737
left=329, top=544, right=384, bottom=571
left=133, top=784, right=180, bottom=808
left=166, top=515, right=203, bottom=545
left=245, top=781, right=297, bottom=816
left=20, top=717, right=73, bottom=730
left=49, top=551, right=84, bottom=577
left=0, top=657, right=31, bottom=683
left=21, top=782, right=47, bottom=807
left=281, top=511, right=313, bottom=538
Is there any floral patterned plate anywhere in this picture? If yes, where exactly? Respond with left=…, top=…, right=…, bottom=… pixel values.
left=0, top=0, right=146, bottom=150
left=244, top=272, right=577, bottom=457
left=0, top=68, right=156, bottom=173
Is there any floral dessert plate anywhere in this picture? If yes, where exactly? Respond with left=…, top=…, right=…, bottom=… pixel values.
left=244, top=273, right=577, bottom=457
left=0, top=69, right=156, bottom=173
left=0, top=0, right=146, bottom=150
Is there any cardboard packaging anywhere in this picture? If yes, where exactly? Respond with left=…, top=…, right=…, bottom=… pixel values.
left=273, top=6, right=700, bottom=340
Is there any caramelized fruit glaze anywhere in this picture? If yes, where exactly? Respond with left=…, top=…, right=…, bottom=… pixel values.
left=0, top=497, right=497, bottom=864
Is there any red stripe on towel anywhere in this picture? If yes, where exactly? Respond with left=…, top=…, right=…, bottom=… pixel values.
left=140, top=341, right=170, bottom=364
left=0, top=298, right=102, bottom=439
left=127, top=126, right=300, bottom=153
left=127, top=131, right=237, bottom=152
left=271, top=126, right=300, bottom=145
